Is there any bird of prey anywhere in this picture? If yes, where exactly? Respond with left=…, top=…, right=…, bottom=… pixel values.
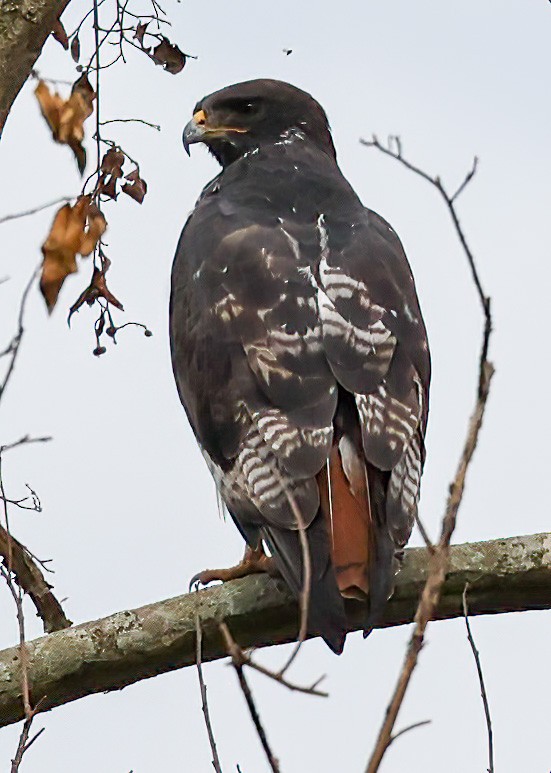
left=170, top=79, right=430, bottom=654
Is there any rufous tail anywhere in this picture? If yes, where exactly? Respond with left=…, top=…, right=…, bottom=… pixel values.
left=317, top=437, right=371, bottom=601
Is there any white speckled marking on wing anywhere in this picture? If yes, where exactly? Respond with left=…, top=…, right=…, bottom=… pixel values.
left=253, top=407, right=333, bottom=461
left=355, top=382, right=419, bottom=453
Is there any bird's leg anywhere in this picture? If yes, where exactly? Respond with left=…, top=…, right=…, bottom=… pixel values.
left=189, top=543, right=279, bottom=590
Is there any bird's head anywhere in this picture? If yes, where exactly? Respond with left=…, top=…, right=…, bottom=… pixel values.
left=183, top=79, right=336, bottom=167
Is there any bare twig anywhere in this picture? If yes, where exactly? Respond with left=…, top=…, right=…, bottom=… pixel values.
left=275, top=480, right=311, bottom=677
left=10, top=722, right=45, bottom=771
left=388, top=719, right=431, bottom=746
left=99, top=118, right=160, bottom=130
left=0, top=564, right=46, bottom=771
left=1, top=483, right=42, bottom=513
left=360, top=135, right=491, bottom=393
left=93, top=0, right=102, bottom=177
left=462, top=583, right=494, bottom=773
left=0, top=436, right=52, bottom=454
left=232, top=651, right=327, bottom=698
left=0, top=197, right=72, bottom=226
left=195, top=611, right=223, bottom=773
left=0, top=267, right=39, bottom=405
left=366, top=365, right=493, bottom=773
left=220, top=624, right=280, bottom=773
left=362, top=138, right=494, bottom=773
left=414, top=512, right=435, bottom=552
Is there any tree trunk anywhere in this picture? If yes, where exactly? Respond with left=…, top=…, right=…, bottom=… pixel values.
left=0, top=0, right=71, bottom=138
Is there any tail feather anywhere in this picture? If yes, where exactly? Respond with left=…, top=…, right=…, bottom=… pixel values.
left=318, top=394, right=397, bottom=635
left=262, top=513, right=347, bottom=654
left=363, top=464, right=395, bottom=635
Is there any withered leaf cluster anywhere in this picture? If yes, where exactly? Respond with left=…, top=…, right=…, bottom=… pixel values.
left=51, top=18, right=80, bottom=62
left=69, top=261, right=123, bottom=324
left=134, top=23, right=187, bottom=74
left=99, top=147, right=147, bottom=204
left=35, top=75, right=95, bottom=173
left=40, top=196, right=106, bottom=312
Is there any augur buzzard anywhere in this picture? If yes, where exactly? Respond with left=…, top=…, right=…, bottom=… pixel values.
left=170, top=79, right=430, bottom=653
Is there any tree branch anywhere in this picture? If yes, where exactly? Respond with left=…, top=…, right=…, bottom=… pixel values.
left=0, top=525, right=71, bottom=633
left=0, top=0, right=72, bottom=138
left=0, top=532, right=548, bottom=729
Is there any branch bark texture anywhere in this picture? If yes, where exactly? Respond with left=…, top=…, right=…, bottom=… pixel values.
left=0, top=532, right=549, bottom=728
left=0, top=0, right=71, bottom=138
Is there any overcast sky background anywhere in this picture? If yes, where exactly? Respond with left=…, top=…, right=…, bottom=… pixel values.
left=1, top=1, right=550, bottom=771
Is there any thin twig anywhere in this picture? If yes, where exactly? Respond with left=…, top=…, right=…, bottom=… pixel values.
left=275, top=481, right=311, bottom=677
left=360, top=135, right=490, bottom=393
left=0, top=267, right=39, bottom=405
left=388, top=719, right=431, bottom=746
left=462, top=583, right=494, bottom=773
left=0, top=436, right=52, bottom=454
left=195, top=611, right=223, bottom=773
left=362, top=138, right=494, bottom=773
left=220, top=634, right=327, bottom=697
left=1, top=564, right=46, bottom=771
left=99, top=118, right=160, bottom=130
left=220, top=624, right=280, bottom=773
left=234, top=652, right=327, bottom=698
left=93, top=0, right=101, bottom=176
left=414, top=512, right=435, bottom=552
left=0, top=482, right=42, bottom=513
left=0, top=198, right=72, bottom=226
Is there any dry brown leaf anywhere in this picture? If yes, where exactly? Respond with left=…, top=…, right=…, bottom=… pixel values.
left=134, top=22, right=148, bottom=46
left=133, top=25, right=187, bottom=75
left=70, top=35, right=81, bottom=63
left=34, top=80, right=65, bottom=135
left=150, top=37, right=187, bottom=74
left=40, top=196, right=106, bottom=312
left=80, top=204, right=107, bottom=256
left=122, top=168, right=147, bottom=204
left=68, top=264, right=124, bottom=323
left=52, top=20, right=69, bottom=50
left=101, top=147, right=125, bottom=176
left=34, top=75, right=96, bottom=174
left=99, top=147, right=125, bottom=199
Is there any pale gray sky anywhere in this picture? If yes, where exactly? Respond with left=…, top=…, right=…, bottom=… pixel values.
left=1, top=1, right=550, bottom=771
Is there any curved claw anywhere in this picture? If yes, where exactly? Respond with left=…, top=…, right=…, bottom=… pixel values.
left=187, top=551, right=278, bottom=593
left=188, top=570, right=218, bottom=592
left=189, top=575, right=202, bottom=593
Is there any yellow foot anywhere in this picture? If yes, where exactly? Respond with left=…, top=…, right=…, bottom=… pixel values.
left=189, top=545, right=278, bottom=590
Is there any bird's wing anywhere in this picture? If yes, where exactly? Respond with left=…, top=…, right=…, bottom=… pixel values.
left=314, top=207, right=430, bottom=624
left=170, top=198, right=339, bottom=532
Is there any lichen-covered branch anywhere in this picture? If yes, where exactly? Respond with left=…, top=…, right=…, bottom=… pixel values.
left=0, top=532, right=549, bottom=728
left=0, top=0, right=71, bottom=138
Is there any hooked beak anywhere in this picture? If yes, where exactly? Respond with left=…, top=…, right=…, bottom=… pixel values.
left=182, top=109, right=249, bottom=156
left=183, top=110, right=207, bottom=156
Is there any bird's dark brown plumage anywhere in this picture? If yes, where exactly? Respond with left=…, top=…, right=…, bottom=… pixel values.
left=170, top=79, right=430, bottom=653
